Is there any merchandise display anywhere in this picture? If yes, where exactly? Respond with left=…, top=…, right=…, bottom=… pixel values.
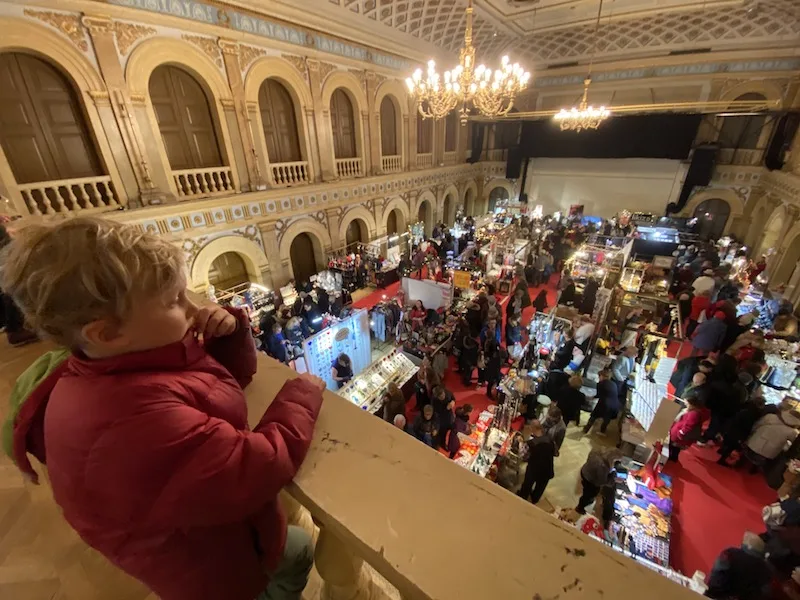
left=339, top=348, right=419, bottom=413
left=298, top=309, right=371, bottom=391
left=215, top=282, right=276, bottom=327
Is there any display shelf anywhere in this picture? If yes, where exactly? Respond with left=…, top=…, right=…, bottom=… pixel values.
left=300, top=309, right=371, bottom=391
left=338, top=348, right=418, bottom=413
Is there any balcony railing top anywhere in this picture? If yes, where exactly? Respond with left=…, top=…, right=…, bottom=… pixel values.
left=246, top=357, right=698, bottom=600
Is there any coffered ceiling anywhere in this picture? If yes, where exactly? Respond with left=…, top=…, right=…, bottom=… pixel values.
left=317, top=0, right=799, bottom=67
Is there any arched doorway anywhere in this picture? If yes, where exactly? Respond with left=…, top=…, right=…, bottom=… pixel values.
left=330, top=88, right=356, bottom=159
left=692, top=198, right=730, bottom=240
left=443, top=194, right=455, bottom=226
left=488, top=187, right=509, bottom=213
left=149, top=65, right=223, bottom=170
left=290, top=232, right=318, bottom=285
left=0, top=52, right=108, bottom=212
left=464, top=187, right=475, bottom=217
left=258, top=78, right=302, bottom=164
left=773, top=234, right=800, bottom=288
left=209, top=252, right=250, bottom=290
left=345, top=218, right=367, bottom=248
left=418, top=200, right=433, bottom=236
left=386, top=207, right=406, bottom=236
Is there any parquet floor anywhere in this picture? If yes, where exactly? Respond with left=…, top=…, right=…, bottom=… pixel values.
left=0, top=337, right=155, bottom=600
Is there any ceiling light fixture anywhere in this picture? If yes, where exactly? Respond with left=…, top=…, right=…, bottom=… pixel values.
left=405, top=0, right=530, bottom=123
left=554, top=0, right=611, bottom=132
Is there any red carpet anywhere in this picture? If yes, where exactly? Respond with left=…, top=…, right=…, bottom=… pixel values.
left=664, top=444, right=776, bottom=576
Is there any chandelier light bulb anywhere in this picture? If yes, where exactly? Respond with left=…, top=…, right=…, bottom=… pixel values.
left=502, top=55, right=509, bottom=65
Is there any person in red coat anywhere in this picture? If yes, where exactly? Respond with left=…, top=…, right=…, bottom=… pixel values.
left=1, top=217, right=325, bottom=600
left=668, top=393, right=709, bottom=463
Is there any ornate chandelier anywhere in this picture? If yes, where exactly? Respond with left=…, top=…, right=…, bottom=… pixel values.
left=554, top=0, right=612, bottom=132
left=405, top=0, right=530, bottom=122
left=554, top=77, right=610, bottom=132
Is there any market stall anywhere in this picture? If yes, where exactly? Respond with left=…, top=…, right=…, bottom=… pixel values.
left=338, top=348, right=419, bottom=413
left=214, top=282, right=276, bottom=329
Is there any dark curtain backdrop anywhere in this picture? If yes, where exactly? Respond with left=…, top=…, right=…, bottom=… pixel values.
left=467, top=123, right=485, bottom=163
left=519, top=114, right=702, bottom=160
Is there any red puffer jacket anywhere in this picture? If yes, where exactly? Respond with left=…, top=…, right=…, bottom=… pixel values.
left=11, top=308, right=323, bottom=600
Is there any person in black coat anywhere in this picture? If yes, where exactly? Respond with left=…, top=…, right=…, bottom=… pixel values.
left=583, top=368, right=621, bottom=434
left=432, top=385, right=456, bottom=448
left=555, top=374, right=585, bottom=426
left=315, top=286, right=330, bottom=314
left=580, top=278, right=599, bottom=316
left=559, top=279, right=577, bottom=306
left=483, top=340, right=507, bottom=399
left=517, top=420, right=556, bottom=504
left=669, top=356, right=716, bottom=398
left=533, top=289, right=549, bottom=313
left=551, top=329, right=576, bottom=371
left=465, top=302, right=483, bottom=338
left=459, top=335, right=479, bottom=386
left=717, top=396, right=775, bottom=466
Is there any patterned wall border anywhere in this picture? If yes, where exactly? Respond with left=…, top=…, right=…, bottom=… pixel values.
left=108, top=0, right=411, bottom=71
left=534, top=58, right=800, bottom=88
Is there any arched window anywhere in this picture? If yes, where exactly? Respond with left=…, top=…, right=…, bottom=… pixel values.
left=0, top=52, right=102, bottom=184
left=488, top=187, right=509, bottom=213
left=330, top=89, right=356, bottom=159
left=380, top=96, right=398, bottom=156
left=417, top=116, right=433, bottom=154
left=258, top=79, right=301, bottom=163
left=209, top=252, right=250, bottom=290
left=692, top=198, right=730, bottom=241
left=718, top=93, right=767, bottom=150
left=149, top=65, right=222, bottom=170
left=444, top=110, right=457, bottom=152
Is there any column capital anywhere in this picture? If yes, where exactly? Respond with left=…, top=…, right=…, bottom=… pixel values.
left=218, top=38, right=240, bottom=55
left=81, top=14, right=113, bottom=35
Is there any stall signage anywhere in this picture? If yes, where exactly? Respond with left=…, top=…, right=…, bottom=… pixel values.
left=453, top=270, right=472, bottom=289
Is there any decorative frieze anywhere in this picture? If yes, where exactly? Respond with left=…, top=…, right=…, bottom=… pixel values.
left=318, top=61, right=338, bottom=84
left=181, top=34, right=223, bottom=68
left=24, top=9, right=88, bottom=52
left=282, top=54, right=309, bottom=82
left=240, top=44, right=267, bottom=73
left=112, top=21, right=157, bottom=55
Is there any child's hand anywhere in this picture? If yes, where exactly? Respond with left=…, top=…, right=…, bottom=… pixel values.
left=194, top=305, right=237, bottom=341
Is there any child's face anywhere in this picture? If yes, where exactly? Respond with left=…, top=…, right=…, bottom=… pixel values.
left=82, top=274, right=198, bottom=356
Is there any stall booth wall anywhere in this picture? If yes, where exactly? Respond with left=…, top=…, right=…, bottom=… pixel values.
left=401, top=277, right=454, bottom=310
left=524, top=158, right=687, bottom=218
left=297, top=309, right=371, bottom=391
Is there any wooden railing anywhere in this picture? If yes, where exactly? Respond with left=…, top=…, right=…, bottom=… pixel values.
left=717, top=148, right=764, bottom=166
left=335, top=157, right=363, bottom=179
left=247, top=357, right=701, bottom=600
left=173, top=166, right=235, bottom=199
left=416, top=153, right=433, bottom=169
left=381, top=155, right=402, bottom=173
left=18, top=175, right=120, bottom=216
left=443, top=151, right=457, bottom=166
left=271, top=161, right=311, bottom=186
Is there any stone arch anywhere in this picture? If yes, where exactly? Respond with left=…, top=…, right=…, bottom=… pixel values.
left=745, top=195, right=777, bottom=248
left=415, top=189, right=436, bottom=236
left=279, top=218, right=332, bottom=281
left=758, top=204, right=788, bottom=258
left=375, top=80, right=409, bottom=161
left=0, top=17, right=127, bottom=211
left=462, top=179, right=478, bottom=216
left=244, top=56, right=315, bottom=181
left=320, top=71, right=369, bottom=115
left=773, top=226, right=800, bottom=288
left=680, top=188, right=745, bottom=236
left=126, top=37, right=239, bottom=197
left=382, top=195, right=410, bottom=234
left=719, top=81, right=784, bottom=107
left=442, top=183, right=459, bottom=225
left=483, top=178, right=516, bottom=204
left=190, top=235, right=267, bottom=291
left=339, top=205, right=377, bottom=247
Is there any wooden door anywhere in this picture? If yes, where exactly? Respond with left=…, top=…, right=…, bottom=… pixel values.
left=417, top=116, right=432, bottom=154
left=445, top=110, right=457, bottom=152
left=259, top=79, right=301, bottom=163
left=149, top=65, right=222, bottom=170
left=330, top=89, right=356, bottom=159
left=0, top=53, right=102, bottom=184
left=290, top=233, right=318, bottom=284
left=379, top=96, right=397, bottom=156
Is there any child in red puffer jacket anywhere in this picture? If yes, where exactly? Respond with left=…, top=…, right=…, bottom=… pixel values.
left=1, top=217, right=325, bottom=600
left=668, top=392, right=710, bottom=464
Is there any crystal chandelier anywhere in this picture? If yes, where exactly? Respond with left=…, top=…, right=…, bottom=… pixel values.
left=554, top=77, right=610, bottom=132
left=554, top=0, right=612, bottom=132
left=405, top=0, right=530, bottom=122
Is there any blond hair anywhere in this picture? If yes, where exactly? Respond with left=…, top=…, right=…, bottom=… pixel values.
left=0, top=217, right=185, bottom=346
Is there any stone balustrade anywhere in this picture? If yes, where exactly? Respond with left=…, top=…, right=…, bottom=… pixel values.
left=381, top=155, right=403, bottom=173
left=443, top=151, right=458, bottom=166
left=272, top=161, right=311, bottom=186
left=247, top=356, right=700, bottom=600
left=173, top=166, right=236, bottom=199
left=335, top=157, right=364, bottom=179
left=416, top=153, right=433, bottom=169
left=17, top=175, right=119, bottom=215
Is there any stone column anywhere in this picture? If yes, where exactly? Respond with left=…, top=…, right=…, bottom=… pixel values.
left=307, top=59, right=336, bottom=181
left=315, top=527, right=371, bottom=600
left=81, top=15, right=169, bottom=205
left=456, top=119, right=469, bottom=164
left=327, top=207, right=342, bottom=250
left=259, top=221, right=287, bottom=288
left=304, top=107, right=323, bottom=183
left=218, top=39, right=261, bottom=192
left=407, top=98, right=418, bottom=171
left=365, top=72, right=381, bottom=176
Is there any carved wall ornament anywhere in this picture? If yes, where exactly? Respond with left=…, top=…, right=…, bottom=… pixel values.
left=112, top=21, right=157, bottom=56
left=282, top=54, right=309, bottom=82
left=24, top=9, right=88, bottom=52
left=88, top=90, right=111, bottom=106
left=129, top=93, right=147, bottom=106
left=240, top=45, right=267, bottom=73
left=349, top=69, right=367, bottom=94
left=318, top=61, right=338, bottom=84
left=181, top=34, right=223, bottom=69
left=80, top=15, right=112, bottom=35
left=217, top=39, right=240, bottom=55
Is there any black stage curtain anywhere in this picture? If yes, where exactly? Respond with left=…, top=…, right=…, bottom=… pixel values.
left=467, top=122, right=486, bottom=163
left=519, top=114, right=702, bottom=160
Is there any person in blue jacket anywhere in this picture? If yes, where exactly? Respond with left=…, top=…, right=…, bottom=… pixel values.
left=480, top=318, right=501, bottom=346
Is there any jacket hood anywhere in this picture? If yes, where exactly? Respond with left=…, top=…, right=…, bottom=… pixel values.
left=3, top=349, right=70, bottom=484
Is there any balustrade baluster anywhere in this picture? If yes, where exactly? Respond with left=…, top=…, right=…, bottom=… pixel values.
left=198, top=172, right=209, bottom=194
left=50, top=186, right=67, bottom=213
left=220, top=171, right=231, bottom=192
left=76, top=184, right=91, bottom=208
left=22, top=191, right=41, bottom=216
left=42, top=189, right=56, bottom=214
left=88, top=183, right=103, bottom=207
left=65, top=186, right=80, bottom=211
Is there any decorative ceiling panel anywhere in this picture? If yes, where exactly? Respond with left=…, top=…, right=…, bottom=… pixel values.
left=324, top=0, right=799, bottom=67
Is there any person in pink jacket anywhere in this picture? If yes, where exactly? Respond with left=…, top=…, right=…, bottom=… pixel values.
left=668, top=393, right=710, bottom=463
left=1, top=217, right=325, bottom=600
